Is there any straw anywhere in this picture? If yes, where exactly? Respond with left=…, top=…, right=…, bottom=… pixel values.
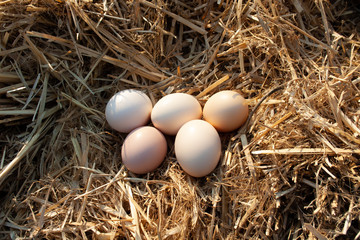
left=1, top=0, right=360, bottom=239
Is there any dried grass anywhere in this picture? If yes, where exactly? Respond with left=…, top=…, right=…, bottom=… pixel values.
left=1, top=0, right=360, bottom=239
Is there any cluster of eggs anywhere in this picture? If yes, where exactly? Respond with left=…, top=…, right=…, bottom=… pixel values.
left=105, top=89, right=248, bottom=177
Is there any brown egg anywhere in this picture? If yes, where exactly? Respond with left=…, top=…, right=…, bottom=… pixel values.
left=121, top=126, right=167, bottom=174
left=203, top=90, right=248, bottom=132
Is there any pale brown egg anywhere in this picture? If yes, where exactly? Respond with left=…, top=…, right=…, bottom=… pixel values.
left=151, top=93, right=202, bottom=135
left=175, top=120, right=221, bottom=177
left=203, top=90, right=248, bottom=132
left=121, top=126, right=167, bottom=174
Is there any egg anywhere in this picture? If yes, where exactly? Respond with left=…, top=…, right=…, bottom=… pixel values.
left=175, top=120, right=221, bottom=177
left=151, top=93, right=202, bottom=135
left=121, top=126, right=167, bottom=174
left=203, top=90, right=248, bottom=132
left=105, top=89, right=152, bottom=133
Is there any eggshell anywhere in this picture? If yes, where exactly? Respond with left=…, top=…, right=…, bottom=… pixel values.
left=151, top=93, right=202, bottom=135
left=121, top=126, right=167, bottom=174
left=203, top=90, right=248, bottom=132
left=105, top=89, right=152, bottom=133
left=175, top=120, right=221, bottom=177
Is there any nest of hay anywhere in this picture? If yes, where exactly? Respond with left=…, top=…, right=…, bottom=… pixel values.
left=1, top=0, right=360, bottom=239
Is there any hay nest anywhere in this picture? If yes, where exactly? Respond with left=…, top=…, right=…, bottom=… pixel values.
left=1, top=0, right=360, bottom=239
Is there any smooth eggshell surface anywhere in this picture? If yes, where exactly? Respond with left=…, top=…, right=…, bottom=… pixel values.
left=151, top=93, right=202, bottom=135
left=121, top=126, right=167, bottom=174
left=175, top=120, right=221, bottom=177
left=203, top=90, right=248, bottom=132
left=105, top=89, right=152, bottom=133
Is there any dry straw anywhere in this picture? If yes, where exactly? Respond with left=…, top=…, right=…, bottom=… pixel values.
left=1, top=0, right=360, bottom=239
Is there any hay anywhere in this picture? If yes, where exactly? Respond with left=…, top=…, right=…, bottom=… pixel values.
left=1, top=0, right=360, bottom=239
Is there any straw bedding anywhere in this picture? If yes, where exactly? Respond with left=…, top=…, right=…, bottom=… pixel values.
left=0, top=0, right=360, bottom=239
